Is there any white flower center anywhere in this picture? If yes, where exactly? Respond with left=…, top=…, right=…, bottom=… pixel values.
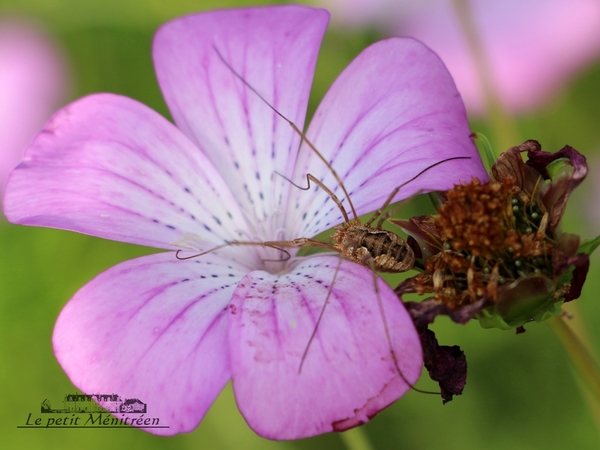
left=236, top=205, right=298, bottom=274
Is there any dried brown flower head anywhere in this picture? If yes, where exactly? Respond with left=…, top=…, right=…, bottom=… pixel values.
left=393, top=141, right=595, bottom=402
left=397, top=140, right=589, bottom=327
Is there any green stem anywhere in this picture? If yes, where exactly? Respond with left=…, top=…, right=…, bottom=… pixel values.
left=451, top=0, right=520, bottom=152
left=549, top=316, right=600, bottom=419
left=339, top=426, right=376, bottom=450
left=452, top=0, right=600, bottom=436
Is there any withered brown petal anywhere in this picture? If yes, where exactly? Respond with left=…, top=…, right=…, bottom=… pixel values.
left=526, top=144, right=588, bottom=229
left=403, top=297, right=489, bottom=329
left=395, top=276, right=428, bottom=297
left=492, top=140, right=545, bottom=195
left=419, top=328, right=467, bottom=404
left=390, top=216, right=442, bottom=261
left=526, top=144, right=587, bottom=181
left=563, top=253, right=590, bottom=302
left=492, top=140, right=541, bottom=186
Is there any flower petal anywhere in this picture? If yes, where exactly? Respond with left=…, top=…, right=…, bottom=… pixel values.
left=525, top=143, right=588, bottom=229
left=53, top=252, right=248, bottom=435
left=287, top=38, right=487, bottom=238
left=228, top=255, right=422, bottom=439
left=153, top=6, right=329, bottom=220
left=0, top=20, right=66, bottom=201
left=4, top=94, right=249, bottom=252
left=400, top=0, right=600, bottom=114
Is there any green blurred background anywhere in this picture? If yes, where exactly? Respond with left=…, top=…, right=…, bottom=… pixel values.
left=1, top=0, right=600, bottom=449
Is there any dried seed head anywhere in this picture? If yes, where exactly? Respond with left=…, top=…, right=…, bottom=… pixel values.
left=418, top=175, right=554, bottom=310
left=399, top=142, right=591, bottom=331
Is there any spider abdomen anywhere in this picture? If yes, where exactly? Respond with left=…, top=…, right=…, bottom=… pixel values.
left=333, top=225, right=414, bottom=273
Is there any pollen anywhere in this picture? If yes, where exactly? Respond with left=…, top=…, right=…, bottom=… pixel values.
left=420, top=177, right=554, bottom=308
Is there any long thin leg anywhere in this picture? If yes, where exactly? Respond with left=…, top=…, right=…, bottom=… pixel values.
left=175, top=242, right=247, bottom=260
left=298, top=255, right=344, bottom=373
left=365, top=156, right=472, bottom=228
left=263, top=237, right=337, bottom=252
left=275, top=172, right=350, bottom=223
left=375, top=192, right=421, bottom=228
left=368, top=260, right=406, bottom=385
left=212, top=44, right=358, bottom=221
left=369, top=260, right=440, bottom=395
left=175, top=239, right=331, bottom=261
left=365, top=186, right=402, bottom=228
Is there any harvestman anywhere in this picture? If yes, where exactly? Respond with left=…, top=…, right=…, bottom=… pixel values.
left=176, top=46, right=470, bottom=389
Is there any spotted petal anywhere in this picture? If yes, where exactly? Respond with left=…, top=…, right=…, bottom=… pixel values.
left=288, top=38, right=487, bottom=238
left=4, top=94, right=249, bottom=254
left=53, top=252, right=248, bottom=435
left=154, top=6, right=329, bottom=220
left=228, top=255, right=422, bottom=439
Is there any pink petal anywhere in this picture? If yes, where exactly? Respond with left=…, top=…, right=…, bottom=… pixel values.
left=287, top=38, right=487, bottom=238
left=153, top=6, right=329, bottom=220
left=402, top=0, right=600, bottom=114
left=324, top=0, right=600, bottom=114
left=53, top=252, right=248, bottom=435
left=318, top=0, right=416, bottom=28
left=4, top=94, right=249, bottom=252
left=228, top=255, right=422, bottom=439
left=0, top=20, right=66, bottom=201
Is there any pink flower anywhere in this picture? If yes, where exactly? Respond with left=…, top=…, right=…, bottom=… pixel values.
left=0, top=19, right=66, bottom=204
left=321, top=0, right=600, bottom=114
left=3, top=6, right=486, bottom=439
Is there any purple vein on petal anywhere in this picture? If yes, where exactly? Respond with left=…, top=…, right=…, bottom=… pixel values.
left=105, top=261, right=244, bottom=364
left=154, top=7, right=328, bottom=233
left=201, top=42, right=274, bottom=218
left=228, top=254, right=422, bottom=439
left=285, top=38, right=486, bottom=239
left=139, top=288, right=231, bottom=369
left=5, top=94, right=249, bottom=251
left=269, top=280, right=286, bottom=358
left=53, top=251, right=247, bottom=434
left=89, top=168, right=205, bottom=234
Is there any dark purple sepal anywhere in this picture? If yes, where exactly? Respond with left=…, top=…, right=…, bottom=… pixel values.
left=559, top=253, right=590, bottom=302
left=419, top=328, right=467, bottom=404
left=403, top=297, right=490, bottom=329
left=526, top=144, right=588, bottom=229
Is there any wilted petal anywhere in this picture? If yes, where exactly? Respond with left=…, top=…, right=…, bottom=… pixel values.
left=289, top=38, right=486, bottom=238
left=154, top=6, right=329, bottom=220
left=391, top=215, right=444, bottom=260
left=4, top=94, right=248, bottom=252
left=228, top=255, right=422, bottom=439
left=565, top=254, right=590, bottom=302
left=525, top=143, right=588, bottom=229
left=53, top=252, right=248, bottom=435
left=419, top=328, right=467, bottom=403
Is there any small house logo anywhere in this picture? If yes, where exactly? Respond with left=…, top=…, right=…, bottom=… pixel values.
left=40, top=393, right=147, bottom=414
left=119, top=398, right=146, bottom=413
left=19, top=392, right=166, bottom=430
